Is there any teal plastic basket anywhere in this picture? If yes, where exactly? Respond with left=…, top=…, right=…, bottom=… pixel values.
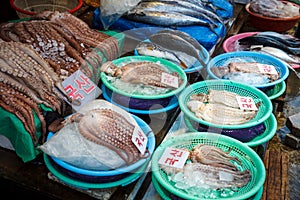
left=151, top=132, right=266, bottom=200
left=184, top=113, right=277, bottom=147
left=100, top=55, right=188, bottom=99
left=264, top=81, right=286, bottom=100
left=206, top=51, right=289, bottom=89
left=178, top=79, right=273, bottom=129
left=152, top=174, right=263, bottom=200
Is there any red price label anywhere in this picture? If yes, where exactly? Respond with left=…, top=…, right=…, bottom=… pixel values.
left=236, top=96, right=258, bottom=111
left=131, top=126, right=148, bottom=154
left=62, top=70, right=101, bottom=111
left=161, top=72, right=179, bottom=88
left=258, top=64, right=277, bottom=75
left=158, top=147, right=189, bottom=169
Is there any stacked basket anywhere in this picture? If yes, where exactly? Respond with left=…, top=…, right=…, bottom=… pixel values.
left=101, top=56, right=188, bottom=115
left=178, top=79, right=276, bottom=146
left=206, top=51, right=289, bottom=100
left=151, top=132, right=266, bottom=200
left=43, top=114, right=155, bottom=189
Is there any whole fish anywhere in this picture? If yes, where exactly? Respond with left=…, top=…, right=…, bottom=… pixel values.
left=132, top=1, right=219, bottom=27
left=255, top=32, right=300, bottom=48
left=251, top=46, right=300, bottom=64
left=144, top=0, right=224, bottom=24
left=125, top=9, right=216, bottom=28
left=135, top=41, right=199, bottom=69
left=238, top=35, right=300, bottom=56
left=156, top=29, right=207, bottom=58
left=149, top=32, right=207, bottom=66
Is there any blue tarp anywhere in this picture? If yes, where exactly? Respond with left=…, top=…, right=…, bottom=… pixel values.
left=93, top=0, right=233, bottom=51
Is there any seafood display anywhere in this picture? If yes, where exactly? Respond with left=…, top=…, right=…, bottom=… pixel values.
left=135, top=29, right=208, bottom=70
left=0, top=11, right=120, bottom=81
left=123, top=0, right=232, bottom=36
left=249, top=0, right=299, bottom=18
left=100, top=60, right=183, bottom=95
left=0, top=40, right=69, bottom=145
left=0, top=12, right=121, bottom=146
left=187, top=90, right=259, bottom=125
left=64, top=108, right=148, bottom=165
left=210, top=61, right=280, bottom=85
left=238, top=32, right=300, bottom=56
left=161, top=144, right=252, bottom=195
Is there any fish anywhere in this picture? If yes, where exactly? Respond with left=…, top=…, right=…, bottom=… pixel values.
left=156, top=29, right=207, bottom=58
left=149, top=32, right=208, bottom=68
left=251, top=46, right=300, bottom=64
left=135, top=41, right=199, bottom=69
left=238, top=35, right=300, bottom=56
left=132, top=1, right=219, bottom=27
left=255, top=32, right=300, bottom=48
left=143, top=0, right=225, bottom=24
left=125, top=9, right=217, bottom=29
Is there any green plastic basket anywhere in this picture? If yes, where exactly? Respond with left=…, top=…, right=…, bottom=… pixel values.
left=264, top=81, right=286, bottom=100
left=100, top=55, right=188, bottom=99
left=178, top=79, right=273, bottom=129
left=151, top=132, right=266, bottom=200
left=152, top=174, right=264, bottom=200
left=184, top=113, right=277, bottom=147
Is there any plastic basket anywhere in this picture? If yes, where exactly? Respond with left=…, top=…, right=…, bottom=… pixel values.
left=100, top=56, right=188, bottom=100
left=44, top=153, right=148, bottom=189
left=184, top=113, right=277, bottom=147
left=101, top=84, right=179, bottom=115
left=151, top=132, right=266, bottom=200
left=206, top=51, right=289, bottom=89
left=265, top=81, right=286, bottom=100
left=152, top=174, right=264, bottom=200
left=10, top=0, right=83, bottom=19
left=178, top=79, right=273, bottom=129
left=47, top=114, right=155, bottom=180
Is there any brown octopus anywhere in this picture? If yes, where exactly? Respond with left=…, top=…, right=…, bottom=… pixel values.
left=66, top=108, right=149, bottom=165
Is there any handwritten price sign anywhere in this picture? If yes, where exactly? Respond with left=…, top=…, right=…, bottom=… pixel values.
left=258, top=64, right=277, bottom=75
left=236, top=96, right=258, bottom=111
left=158, top=147, right=189, bottom=169
left=161, top=72, right=179, bottom=88
left=62, top=70, right=101, bottom=111
left=131, top=126, right=148, bottom=155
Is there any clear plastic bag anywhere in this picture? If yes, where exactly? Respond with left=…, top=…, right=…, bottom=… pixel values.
left=99, top=0, right=141, bottom=30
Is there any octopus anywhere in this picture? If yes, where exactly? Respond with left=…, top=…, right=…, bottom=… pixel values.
left=161, top=144, right=252, bottom=191
left=65, top=108, right=149, bottom=165
left=0, top=11, right=120, bottom=82
left=100, top=61, right=183, bottom=89
left=187, top=90, right=259, bottom=125
left=0, top=40, right=75, bottom=145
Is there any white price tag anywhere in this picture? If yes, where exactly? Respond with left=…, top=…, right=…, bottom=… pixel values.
left=62, top=70, right=102, bottom=111
left=257, top=63, right=278, bottom=75
left=131, top=126, right=148, bottom=155
left=161, top=72, right=179, bottom=88
left=158, top=147, right=190, bottom=169
left=236, top=96, right=258, bottom=111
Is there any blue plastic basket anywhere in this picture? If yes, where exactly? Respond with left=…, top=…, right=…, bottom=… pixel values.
left=46, top=114, right=155, bottom=178
left=206, top=51, right=289, bottom=89
left=101, top=84, right=179, bottom=115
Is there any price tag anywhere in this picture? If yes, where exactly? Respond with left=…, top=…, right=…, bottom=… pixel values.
left=161, top=72, right=179, bottom=88
left=257, top=63, right=277, bottom=75
left=236, top=96, right=258, bottom=111
left=131, top=126, right=148, bottom=155
left=62, top=70, right=102, bottom=111
left=158, top=147, right=190, bottom=169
